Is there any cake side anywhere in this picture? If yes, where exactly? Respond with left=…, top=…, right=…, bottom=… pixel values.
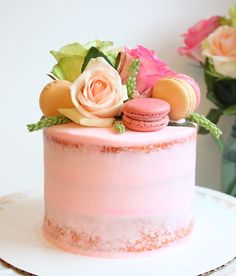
left=43, top=124, right=196, bottom=256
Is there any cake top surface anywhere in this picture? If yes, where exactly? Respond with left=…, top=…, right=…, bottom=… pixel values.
left=45, top=123, right=196, bottom=147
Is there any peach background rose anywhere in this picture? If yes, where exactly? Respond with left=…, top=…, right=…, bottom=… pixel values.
left=178, top=16, right=220, bottom=62
left=202, top=26, right=236, bottom=78
left=118, top=45, right=176, bottom=95
left=71, top=57, right=126, bottom=118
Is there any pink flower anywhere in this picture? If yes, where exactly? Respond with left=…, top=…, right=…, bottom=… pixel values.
left=178, top=16, right=220, bottom=62
left=118, top=45, right=176, bottom=94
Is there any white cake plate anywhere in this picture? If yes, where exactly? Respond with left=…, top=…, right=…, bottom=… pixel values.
left=0, top=187, right=235, bottom=276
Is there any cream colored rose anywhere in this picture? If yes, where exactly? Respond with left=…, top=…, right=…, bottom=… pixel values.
left=71, top=57, right=127, bottom=119
left=202, top=26, right=236, bottom=78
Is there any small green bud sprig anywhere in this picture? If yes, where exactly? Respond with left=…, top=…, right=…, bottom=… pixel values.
left=187, top=112, right=222, bottom=139
left=114, top=120, right=126, bottom=134
left=113, top=58, right=141, bottom=133
left=27, top=115, right=71, bottom=132
left=126, top=59, right=141, bottom=99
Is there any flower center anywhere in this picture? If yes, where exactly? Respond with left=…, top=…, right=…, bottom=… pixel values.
left=93, top=80, right=107, bottom=96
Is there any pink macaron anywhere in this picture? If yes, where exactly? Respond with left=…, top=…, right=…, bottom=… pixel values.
left=122, top=98, right=170, bottom=132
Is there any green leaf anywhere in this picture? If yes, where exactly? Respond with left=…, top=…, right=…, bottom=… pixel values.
left=220, top=16, right=231, bottom=26
left=81, top=47, right=113, bottom=72
left=229, top=4, right=236, bottom=27
left=213, top=135, right=224, bottom=152
left=204, top=63, right=224, bottom=109
left=198, top=109, right=222, bottom=134
left=50, top=43, right=87, bottom=61
left=50, top=42, right=88, bottom=81
left=206, top=91, right=225, bottom=109
left=50, top=40, right=118, bottom=81
left=51, top=64, right=64, bottom=80
left=51, top=56, right=84, bottom=82
left=115, top=52, right=121, bottom=70
left=204, top=59, right=236, bottom=109
left=105, top=49, right=119, bottom=67
left=83, top=40, right=118, bottom=66
left=214, top=79, right=236, bottom=107
left=84, top=40, right=113, bottom=50
left=204, top=58, right=226, bottom=79
left=223, top=105, right=236, bottom=115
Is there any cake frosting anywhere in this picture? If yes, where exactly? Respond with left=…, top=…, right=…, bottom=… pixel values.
left=43, top=123, right=196, bottom=257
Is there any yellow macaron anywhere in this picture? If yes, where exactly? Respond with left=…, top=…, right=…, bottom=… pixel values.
left=152, top=77, right=196, bottom=121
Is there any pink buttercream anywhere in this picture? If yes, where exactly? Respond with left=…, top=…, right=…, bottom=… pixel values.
left=43, top=124, right=197, bottom=256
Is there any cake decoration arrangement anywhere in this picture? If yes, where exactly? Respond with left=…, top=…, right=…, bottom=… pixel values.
left=27, top=40, right=223, bottom=257
left=27, top=40, right=221, bottom=139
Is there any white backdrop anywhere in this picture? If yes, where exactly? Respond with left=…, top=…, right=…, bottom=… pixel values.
left=0, top=0, right=234, bottom=196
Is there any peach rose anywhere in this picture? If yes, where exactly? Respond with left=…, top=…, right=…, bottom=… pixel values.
left=178, top=16, right=220, bottom=62
left=71, top=57, right=127, bottom=118
left=202, top=26, right=236, bottom=78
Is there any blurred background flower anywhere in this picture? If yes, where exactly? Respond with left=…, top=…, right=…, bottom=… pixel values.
left=178, top=5, right=236, bottom=196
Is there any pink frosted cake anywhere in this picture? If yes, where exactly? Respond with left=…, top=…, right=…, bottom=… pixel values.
left=43, top=124, right=196, bottom=257
left=27, top=40, right=221, bottom=257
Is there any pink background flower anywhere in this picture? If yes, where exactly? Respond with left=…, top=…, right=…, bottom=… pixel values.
left=178, top=15, right=220, bottom=62
left=118, top=45, right=176, bottom=94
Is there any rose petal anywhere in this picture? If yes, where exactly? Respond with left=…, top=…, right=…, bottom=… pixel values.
left=117, top=51, right=134, bottom=83
left=78, top=90, right=118, bottom=111
left=211, top=56, right=236, bottom=78
left=58, top=107, right=115, bottom=127
left=178, top=16, right=220, bottom=62
left=90, top=100, right=123, bottom=117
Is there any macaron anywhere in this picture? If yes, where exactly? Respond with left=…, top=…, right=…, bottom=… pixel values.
left=176, top=73, right=201, bottom=110
left=152, top=76, right=200, bottom=121
left=122, top=98, right=170, bottom=132
left=39, top=80, right=74, bottom=117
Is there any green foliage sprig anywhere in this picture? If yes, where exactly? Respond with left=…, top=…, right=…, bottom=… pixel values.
left=114, top=120, right=126, bottom=134
left=126, top=59, right=141, bottom=99
left=27, top=115, right=71, bottom=132
left=188, top=112, right=222, bottom=139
